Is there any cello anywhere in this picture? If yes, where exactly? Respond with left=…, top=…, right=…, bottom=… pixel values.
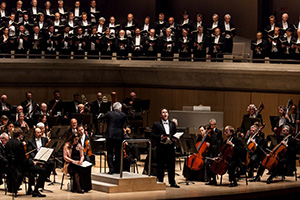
left=245, top=124, right=265, bottom=166
left=186, top=128, right=210, bottom=171
left=261, top=132, right=295, bottom=170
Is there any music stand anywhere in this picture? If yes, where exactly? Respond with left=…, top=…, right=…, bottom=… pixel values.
left=241, top=117, right=261, bottom=133
left=72, top=113, right=93, bottom=126
left=178, top=137, right=197, bottom=185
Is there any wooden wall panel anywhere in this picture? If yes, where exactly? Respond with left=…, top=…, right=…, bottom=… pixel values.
left=223, top=91, right=251, bottom=131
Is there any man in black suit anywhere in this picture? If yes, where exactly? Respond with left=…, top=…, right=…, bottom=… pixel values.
left=90, top=91, right=111, bottom=134
left=209, top=28, right=225, bottom=62
left=99, top=102, right=126, bottom=174
left=208, top=118, right=223, bottom=157
left=0, top=132, right=9, bottom=185
left=27, top=127, right=54, bottom=184
left=250, top=125, right=297, bottom=184
left=48, top=90, right=64, bottom=117
left=151, top=108, right=180, bottom=188
left=221, top=14, right=235, bottom=53
left=0, top=94, right=11, bottom=117
left=240, top=104, right=263, bottom=135
left=251, top=32, right=268, bottom=63
left=64, top=118, right=78, bottom=139
left=21, top=91, right=39, bottom=127
left=6, top=127, right=47, bottom=197
left=27, top=0, right=42, bottom=23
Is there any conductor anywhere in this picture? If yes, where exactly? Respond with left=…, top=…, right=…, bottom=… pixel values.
left=99, top=102, right=126, bottom=174
left=151, top=108, right=180, bottom=188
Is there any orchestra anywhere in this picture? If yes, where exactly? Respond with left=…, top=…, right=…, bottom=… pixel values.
left=1, top=1, right=300, bottom=199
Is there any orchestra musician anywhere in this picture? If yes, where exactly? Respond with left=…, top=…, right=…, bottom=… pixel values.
left=240, top=104, right=263, bottom=135
left=206, top=125, right=244, bottom=187
left=245, top=125, right=265, bottom=178
left=21, top=91, right=39, bottom=127
left=0, top=132, right=9, bottom=186
left=272, top=105, right=289, bottom=137
left=64, top=118, right=78, bottom=139
left=27, top=127, right=54, bottom=183
left=63, top=133, right=92, bottom=193
left=14, top=112, right=30, bottom=133
left=0, top=94, right=11, bottom=115
left=151, top=108, right=180, bottom=188
left=6, top=127, right=48, bottom=197
left=250, top=125, right=297, bottom=184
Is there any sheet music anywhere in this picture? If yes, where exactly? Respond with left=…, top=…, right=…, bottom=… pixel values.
left=173, top=132, right=184, bottom=139
left=94, top=138, right=106, bottom=142
left=34, top=147, right=54, bottom=162
left=74, top=161, right=93, bottom=168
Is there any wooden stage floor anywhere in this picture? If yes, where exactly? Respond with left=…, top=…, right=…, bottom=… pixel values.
left=1, top=162, right=300, bottom=200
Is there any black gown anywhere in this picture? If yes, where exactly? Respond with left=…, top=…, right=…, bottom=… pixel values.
left=68, top=145, right=92, bottom=192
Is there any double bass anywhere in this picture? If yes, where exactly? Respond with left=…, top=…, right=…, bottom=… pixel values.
left=186, top=129, right=210, bottom=171
left=275, top=99, right=293, bottom=136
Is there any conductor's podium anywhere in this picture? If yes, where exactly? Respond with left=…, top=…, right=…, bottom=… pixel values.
left=91, top=172, right=165, bottom=193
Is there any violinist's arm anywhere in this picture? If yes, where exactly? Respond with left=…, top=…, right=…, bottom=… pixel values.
left=79, top=144, right=84, bottom=165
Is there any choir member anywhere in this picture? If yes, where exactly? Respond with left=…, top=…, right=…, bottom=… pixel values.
left=193, top=13, right=206, bottom=32
left=292, top=29, right=300, bottom=60
left=154, top=13, right=166, bottom=37
left=79, top=12, right=91, bottom=37
left=251, top=31, right=268, bottom=63
left=264, top=15, right=277, bottom=39
left=221, top=14, right=235, bottom=53
left=144, top=28, right=158, bottom=59
left=53, top=12, right=64, bottom=34
left=88, top=26, right=101, bottom=58
left=0, top=2, right=9, bottom=22
left=108, top=16, right=120, bottom=38
left=72, top=1, right=84, bottom=22
left=27, top=0, right=42, bottom=23
left=43, top=1, right=55, bottom=23
left=178, top=11, right=193, bottom=34
left=165, top=17, right=177, bottom=37
left=141, top=16, right=152, bottom=37
left=161, top=28, right=176, bottom=61
left=116, top=29, right=129, bottom=59
left=73, top=27, right=87, bottom=57
left=268, top=26, right=281, bottom=62
left=12, top=1, right=26, bottom=23
left=131, top=28, right=145, bottom=58
left=123, top=13, right=137, bottom=38
left=278, top=13, right=291, bottom=37
left=60, top=25, right=73, bottom=57
left=101, top=27, right=115, bottom=58
left=0, top=27, right=10, bottom=56
left=88, top=0, right=100, bottom=25
left=193, top=26, right=209, bottom=62
left=97, top=17, right=106, bottom=35
left=280, top=28, right=294, bottom=61
left=56, top=0, right=68, bottom=22
left=45, top=25, right=59, bottom=57
left=209, top=27, right=225, bottom=62
left=66, top=12, right=77, bottom=35
left=208, top=13, right=221, bottom=37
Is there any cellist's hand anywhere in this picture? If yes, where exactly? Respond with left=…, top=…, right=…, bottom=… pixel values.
left=281, top=140, right=287, bottom=146
left=226, top=140, right=233, bottom=146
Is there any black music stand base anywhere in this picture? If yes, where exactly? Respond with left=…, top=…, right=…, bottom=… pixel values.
left=178, top=157, right=195, bottom=185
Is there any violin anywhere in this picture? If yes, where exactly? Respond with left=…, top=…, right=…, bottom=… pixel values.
left=83, top=139, right=92, bottom=157
left=186, top=129, right=211, bottom=171
left=23, top=141, right=30, bottom=159
left=246, top=124, right=265, bottom=165
left=261, top=134, right=291, bottom=170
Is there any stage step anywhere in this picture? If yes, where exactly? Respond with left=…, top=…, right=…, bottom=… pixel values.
left=91, top=172, right=166, bottom=193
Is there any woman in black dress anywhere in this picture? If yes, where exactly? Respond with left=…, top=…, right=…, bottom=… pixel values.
left=63, top=133, right=92, bottom=193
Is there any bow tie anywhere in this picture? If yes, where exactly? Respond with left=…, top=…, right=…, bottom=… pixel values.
left=163, top=122, right=168, bottom=125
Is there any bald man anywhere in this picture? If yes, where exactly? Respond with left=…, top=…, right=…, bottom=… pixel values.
left=0, top=94, right=11, bottom=114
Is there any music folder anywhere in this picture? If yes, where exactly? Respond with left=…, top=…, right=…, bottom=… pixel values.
left=74, top=161, right=93, bottom=168
left=173, top=132, right=184, bottom=139
left=34, top=147, right=54, bottom=162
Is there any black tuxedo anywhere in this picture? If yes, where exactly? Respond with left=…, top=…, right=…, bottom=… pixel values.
left=27, top=7, right=42, bottom=23
left=48, top=99, right=64, bottom=116
left=21, top=99, right=38, bottom=118
left=27, top=137, right=49, bottom=159
left=0, top=102, right=11, bottom=118
left=192, top=32, right=209, bottom=61
left=151, top=120, right=177, bottom=184
left=209, top=35, right=225, bottom=62
left=251, top=39, right=268, bottom=62
left=220, top=22, right=235, bottom=53
left=99, top=109, right=126, bottom=173
left=0, top=142, right=8, bottom=176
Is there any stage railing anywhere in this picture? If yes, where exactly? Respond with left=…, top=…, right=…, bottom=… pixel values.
left=120, top=139, right=151, bottom=178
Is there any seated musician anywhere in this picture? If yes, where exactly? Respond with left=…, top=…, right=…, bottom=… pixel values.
left=77, top=124, right=91, bottom=161
left=122, top=91, right=139, bottom=115
left=251, top=125, right=297, bottom=183
left=63, top=133, right=92, bottom=193
left=286, top=104, right=299, bottom=130
left=5, top=128, right=47, bottom=197
left=14, top=112, right=30, bottom=133
left=185, top=125, right=211, bottom=181
left=0, top=115, right=9, bottom=132
left=206, top=125, right=244, bottom=187
left=246, top=125, right=265, bottom=178
left=64, top=118, right=78, bottom=139
left=27, top=127, right=54, bottom=183
left=0, top=133, right=9, bottom=186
